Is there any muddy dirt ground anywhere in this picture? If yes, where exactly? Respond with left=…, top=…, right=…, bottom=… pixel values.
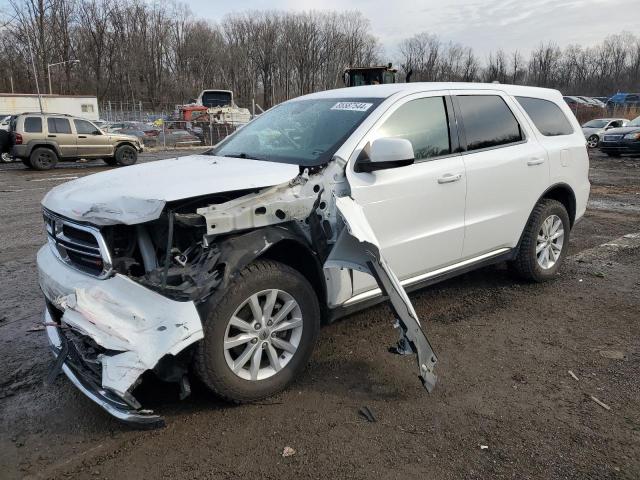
left=0, top=149, right=638, bottom=480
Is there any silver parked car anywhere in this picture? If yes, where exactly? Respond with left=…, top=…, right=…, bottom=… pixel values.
left=581, top=118, right=629, bottom=148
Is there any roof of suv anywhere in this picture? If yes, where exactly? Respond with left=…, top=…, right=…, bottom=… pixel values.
left=299, top=82, right=563, bottom=101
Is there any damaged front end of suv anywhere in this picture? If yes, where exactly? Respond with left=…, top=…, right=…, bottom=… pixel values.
left=38, top=97, right=438, bottom=426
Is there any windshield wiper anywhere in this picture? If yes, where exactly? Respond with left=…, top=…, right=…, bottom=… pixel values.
left=223, top=153, right=263, bottom=160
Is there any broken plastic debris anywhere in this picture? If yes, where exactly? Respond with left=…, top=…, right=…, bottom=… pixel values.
left=480, top=445, right=489, bottom=450
left=590, top=395, right=611, bottom=411
left=282, top=446, right=296, bottom=457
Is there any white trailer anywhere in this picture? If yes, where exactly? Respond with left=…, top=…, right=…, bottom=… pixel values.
left=0, top=94, right=99, bottom=121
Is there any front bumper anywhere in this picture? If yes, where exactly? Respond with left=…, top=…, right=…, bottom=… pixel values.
left=38, top=244, right=203, bottom=424
left=44, top=309, right=164, bottom=427
left=599, top=141, right=640, bottom=155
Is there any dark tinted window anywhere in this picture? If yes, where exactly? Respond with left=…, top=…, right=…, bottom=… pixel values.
left=201, top=91, right=232, bottom=108
left=24, top=117, right=42, bottom=133
left=457, top=95, right=522, bottom=151
left=74, top=119, right=98, bottom=134
left=377, top=96, right=450, bottom=160
left=47, top=117, right=72, bottom=134
left=516, top=96, right=573, bottom=136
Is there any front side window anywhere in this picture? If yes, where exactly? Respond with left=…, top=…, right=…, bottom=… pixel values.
left=74, top=119, right=98, bottom=134
left=457, top=95, right=522, bottom=151
left=213, top=98, right=382, bottom=166
left=47, top=118, right=72, bottom=134
left=24, top=117, right=42, bottom=133
left=516, top=96, right=573, bottom=136
left=375, top=96, right=450, bottom=160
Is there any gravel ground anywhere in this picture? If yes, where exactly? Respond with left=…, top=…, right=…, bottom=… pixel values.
left=0, top=149, right=638, bottom=480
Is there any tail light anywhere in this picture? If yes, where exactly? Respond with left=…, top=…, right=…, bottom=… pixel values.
left=14, top=133, right=23, bottom=145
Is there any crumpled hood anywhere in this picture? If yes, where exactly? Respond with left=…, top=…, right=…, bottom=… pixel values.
left=41, top=154, right=300, bottom=225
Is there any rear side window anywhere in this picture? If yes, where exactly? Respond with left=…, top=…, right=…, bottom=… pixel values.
left=457, top=95, right=522, bottom=151
left=24, top=117, right=42, bottom=133
left=47, top=118, right=72, bottom=134
left=515, top=96, right=573, bottom=136
left=376, top=96, right=451, bottom=160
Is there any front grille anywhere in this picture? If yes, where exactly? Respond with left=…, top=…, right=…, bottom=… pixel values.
left=603, top=134, right=623, bottom=142
left=43, top=208, right=113, bottom=278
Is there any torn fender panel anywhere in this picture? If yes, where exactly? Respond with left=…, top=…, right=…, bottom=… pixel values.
left=325, top=196, right=438, bottom=392
left=41, top=155, right=300, bottom=225
left=38, top=246, right=203, bottom=397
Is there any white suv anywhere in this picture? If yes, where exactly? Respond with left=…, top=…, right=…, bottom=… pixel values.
left=38, top=83, right=589, bottom=425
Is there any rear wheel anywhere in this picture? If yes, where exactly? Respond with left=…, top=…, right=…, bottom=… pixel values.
left=29, top=147, right=58, bottom=170
left=512, top=199, right=570, bottom=282
left=195, top=260, right=320, bottom=403
left=21, top=157, right=32, bottom=168
left=587, top=134, right=599, bottom=148
left=114, top=145, right=137, bottom=166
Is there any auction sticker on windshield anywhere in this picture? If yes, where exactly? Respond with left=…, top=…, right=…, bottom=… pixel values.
left=331, top=102, right=373, bottom=112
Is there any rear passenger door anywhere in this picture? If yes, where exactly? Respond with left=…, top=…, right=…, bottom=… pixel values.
left=347, top=92, right=467, bottom=295
left=46, top=117, right=77, bottom=157
left=453, top=91, right=549, bottom=257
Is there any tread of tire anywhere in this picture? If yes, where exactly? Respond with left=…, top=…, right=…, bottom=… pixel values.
left=513, top=198, right=564, bottom=281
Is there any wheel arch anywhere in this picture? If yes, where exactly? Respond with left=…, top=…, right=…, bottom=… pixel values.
left=215, top=225, right=328, bottom=319
left=541, top=183, right=577, bottom=226
left=28, top=142, right=60, bottom=157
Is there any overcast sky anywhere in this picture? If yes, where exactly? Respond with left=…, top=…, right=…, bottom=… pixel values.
left=194, top=0, right=640, bottom=59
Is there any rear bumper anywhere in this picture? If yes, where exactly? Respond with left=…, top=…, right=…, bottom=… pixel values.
left=45, top=309, right=164, bottom=427
left=11, top=145, right=28, bottom=158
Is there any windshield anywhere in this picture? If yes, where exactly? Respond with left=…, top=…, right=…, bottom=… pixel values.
left=629, top=116, right=640, bottom=127
left=583, top=119, right=608, bottom=128
left=212, top=98, right=383, bottom=166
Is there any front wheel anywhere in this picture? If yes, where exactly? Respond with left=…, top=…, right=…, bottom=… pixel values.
left=512, top=199, right=570, bottom=282
left=102, top=157, right=118, bottom=166
left=194, top=260, right=320, bottom=403
left=114, top=145, right=137, bottom=166
left=587, top=134, right=599, bottom=148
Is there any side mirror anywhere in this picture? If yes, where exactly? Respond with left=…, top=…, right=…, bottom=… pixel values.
left=354, top=138, right=415, bottom=173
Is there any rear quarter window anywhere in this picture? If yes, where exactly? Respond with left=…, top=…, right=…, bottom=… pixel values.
left=24, top=117, right=42, bottom=133
left=515, top=97, right=574, bottom=136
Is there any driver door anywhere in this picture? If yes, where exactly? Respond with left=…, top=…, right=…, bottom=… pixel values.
left=346, top=92, right=467, bottom=296
left=73, top=119, right=113, bottom=157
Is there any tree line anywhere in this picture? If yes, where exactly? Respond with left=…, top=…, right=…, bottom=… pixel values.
left=1, top=0, right=639, bottom=112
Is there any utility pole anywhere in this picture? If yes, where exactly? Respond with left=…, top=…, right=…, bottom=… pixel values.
left=27, top=35, right=43, bottom=113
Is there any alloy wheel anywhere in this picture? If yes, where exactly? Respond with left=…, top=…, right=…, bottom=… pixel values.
left=536, top=214, right=564, bottom=269
left=587, top=135, right=599, bottom=148
left=223, top=289, right=303, bottom=381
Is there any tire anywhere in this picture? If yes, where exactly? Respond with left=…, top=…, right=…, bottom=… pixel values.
left=114, top=145, right=137, bottom=166
left=512, top=199, right=570, bottom=282
left=194, top=260, right=320, bottom=403
left=587, top=134, right=599, bottom=148
left=102, top=157, right=118, bottom=166
left=21, top=157, right=33, bottom=168
left=29, top=147, right=58, bottom=170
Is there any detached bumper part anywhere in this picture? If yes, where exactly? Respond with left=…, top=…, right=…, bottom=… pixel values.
left=45, top=310, right=165, bottom=427
left=326, top=196, right=438, bottom=392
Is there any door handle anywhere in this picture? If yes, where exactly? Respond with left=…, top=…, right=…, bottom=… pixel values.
left=527, top=157, right=545, bottom=166
left=437, top=173, right=463, bottom=184
left=78, top=135, right=87, bottom=138
left=47, top=135, right=56, bottom=138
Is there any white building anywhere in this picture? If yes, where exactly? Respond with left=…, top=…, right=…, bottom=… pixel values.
left=0, top=94, right=99, bottom=121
